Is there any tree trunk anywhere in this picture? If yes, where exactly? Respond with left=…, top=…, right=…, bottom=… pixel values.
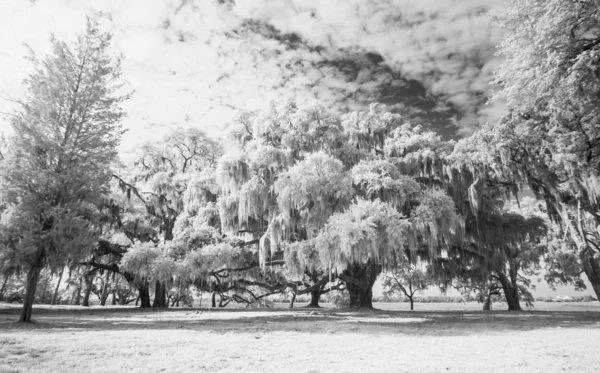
left=497, top=272, right=522, bottom=311
left=152, top=280, right=167, bottom=308
left=211, top=291, right=217, bottom=308
left=82, top=273, right=93, bottom=307
left=306, top=290, right=321, bottom=308
left=289, top=291, right=296, bottom=309
left=581, top=250, right=600, bottom=302
left=342, top=260, right=382, bottom=309
left=100, top=272, right=110, bottom=306
left=19, top=266, right=42, bottom=323
left=483, top=295, right=492, bottom=311
left=40, top=271, right=50, bottom=304
left=73, top=276, right=82, bottom=305
left=100, top=293, right=108, bottom=306
left=118, top=290, right=128, bottom=305
left=164, top=222, right=174, bottom=242
left=139, top=282, right=151, bottom=308
left=111, top=290, right=117, bottom=305
left=409, top=296, right=414, bottom=311
left=0, top=273, right=9, bottom=301
left=51, top=266, right=65, bottom=305
left=174, top=284, right=180, bottom=308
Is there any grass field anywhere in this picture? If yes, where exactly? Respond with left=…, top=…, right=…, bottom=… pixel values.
left=1, top=302, right=599, bottom=373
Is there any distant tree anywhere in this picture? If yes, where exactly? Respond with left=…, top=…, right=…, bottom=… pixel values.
left=116, top=127, right=221, bottom=307
left=432, top=190, right=547, bottom=311
left=0, top=18, right=128, bottom=322
left=383, top=263, right=433, bottom=311
left=453, top=277, right=502, bottom=311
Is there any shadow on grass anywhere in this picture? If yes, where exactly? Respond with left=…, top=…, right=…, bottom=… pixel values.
left=1, top=304, right=599, bottom=336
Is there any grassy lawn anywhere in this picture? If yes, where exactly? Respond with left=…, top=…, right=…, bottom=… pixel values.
left=1, top=302, right=599, bottom=373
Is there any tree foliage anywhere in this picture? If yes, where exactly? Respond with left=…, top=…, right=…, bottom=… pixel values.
left=383, top=263, right=433, bottom=310
left=0, top=18, right=128, bottom=321
left=449, top=0, right=600, bottom=300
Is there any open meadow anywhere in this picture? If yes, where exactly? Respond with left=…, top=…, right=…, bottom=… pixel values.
left=1, top=302, right=599, bottom=373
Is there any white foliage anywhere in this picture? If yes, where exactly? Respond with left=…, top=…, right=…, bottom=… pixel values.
left=316, top=199, right=412, bottom=273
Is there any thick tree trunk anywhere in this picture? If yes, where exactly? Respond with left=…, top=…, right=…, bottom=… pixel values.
left=342, top=260, right=382, bottom=309
left=498, top=272, right=522, bottom=311
left=581, top=250, right=600, bottom=302
left=211, top=291, right=217, bottom=308
left=306, top=290, right=321, bottom=308
left=138, top=282, right=151, bottom=308
left=152, top=280, right=167, bottom=308
left=409, top=296, right=414, bottom=311
left=19, top=266, right=42, bottom=323
left=51, top=266, right=65, bottom=305
left=289, top=291, right=296, bottom=309
left=111, top=290, right=117, bottom=305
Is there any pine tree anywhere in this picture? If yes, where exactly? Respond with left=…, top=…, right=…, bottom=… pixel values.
left=0, top=18, right=128, bottom=322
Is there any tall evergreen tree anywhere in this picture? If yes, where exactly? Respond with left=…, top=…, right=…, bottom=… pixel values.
left=0, top=18, right=128, bottom=322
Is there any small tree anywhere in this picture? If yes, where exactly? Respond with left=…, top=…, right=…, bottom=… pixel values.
left=383, top=264, right=433, bottom=311
left=0, top=18, right=128, bottom=322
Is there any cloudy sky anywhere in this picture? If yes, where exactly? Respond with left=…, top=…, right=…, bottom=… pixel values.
left=0, top=0, right=504, bottom=156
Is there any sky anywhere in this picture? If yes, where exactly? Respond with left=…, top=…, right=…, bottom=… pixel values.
left=0, top=0, right=505, bottom=158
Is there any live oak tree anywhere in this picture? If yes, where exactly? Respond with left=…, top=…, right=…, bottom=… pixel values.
left=219, top=101, right=464, bottom=309
left=438, top=210, right=546, bottom=311
left=466, top=0, right=600, bottom=300
left=72, top=189, right=157, bottom=308
left=218, top=102, right=346, bottom=307
left=327, top=115, right=461, bottom=308
left=117, top=127, right=221, bottom=307
left=447, top=133, right=550, bottom=311
left=274, top=151, right=354, bottom=306
left=112, top=125, right=285, bottom=309
left=0, top=18, right=128, bottom=322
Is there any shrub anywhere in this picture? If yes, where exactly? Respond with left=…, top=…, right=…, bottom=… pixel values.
left=534, top=295, right=597, bottom=302
left=327, top=290, right=349, bottom=308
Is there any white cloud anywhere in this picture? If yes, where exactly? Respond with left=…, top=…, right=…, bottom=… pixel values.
left=0, top=0, right=503, bottom=155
